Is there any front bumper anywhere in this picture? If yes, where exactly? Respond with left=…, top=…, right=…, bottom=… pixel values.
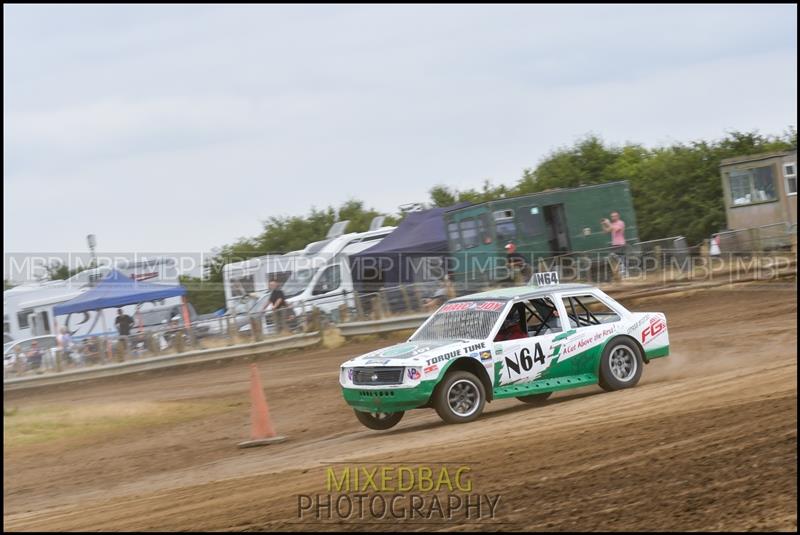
left=342, top=381, right=437, bottom=413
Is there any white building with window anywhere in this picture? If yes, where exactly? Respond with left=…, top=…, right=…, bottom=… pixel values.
left=719, top=149, right=797, bottom=232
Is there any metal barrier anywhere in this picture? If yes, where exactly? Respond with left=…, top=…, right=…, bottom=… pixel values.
left=716, top=223, right=796, bottom=254
left=338, top=313, right=430, bottom=337
left=2, top=307, right=318, bottom=381
left=3, top=332, right=320, bottom=391
left=530, top=236, right=690, bottom=284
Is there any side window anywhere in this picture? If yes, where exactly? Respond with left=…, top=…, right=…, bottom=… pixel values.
left=266, top=270, right=291, bottom=287
left=493, top=210, right=516, bottom=243
left=784, top=162, right=797, bottom=195
left=17, top=311, right=30, bottom=330
left=448, top=222, right=462, bottom=251
left=560, top=294, right=621, bottom=328
left=518, top=206, right=544, bottom=237
left=523, top=297, right=562, bottom=336
left=729, top=166, right=778, bottom=205
left=313, top=265, right=341, bottom=295
left=231, top=274, right=255, bottom=297
left=460, top=218, right=479, bottom=249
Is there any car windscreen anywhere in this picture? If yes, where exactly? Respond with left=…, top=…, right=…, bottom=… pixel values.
left=410, top=300, right=507, bottom=342
left=281, top=268, right=317, bottom=298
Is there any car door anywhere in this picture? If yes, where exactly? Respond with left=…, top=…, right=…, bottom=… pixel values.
left=548, top=291, right=625, bottom=377
left=493, top=295, right=567, bottom=386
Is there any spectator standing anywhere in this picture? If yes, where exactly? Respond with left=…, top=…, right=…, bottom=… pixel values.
left=601, top=211, right=627, bottom=277
left=114, top=308, right=134, bottom=358
left=505, top=242, right=532, bottom=284
left=266, top=278, right=286, bottom=310
left=81, top=338, right=100, bottom=365
left=165, top=318, right=181, bottom=347
left=423, top=281, right=447, bottom=312
left=266, top=278, right=296, bottom=332
left=13, top=346, right=26, bottom=375
left=26, top=340, right=44, bottom=372
left=115, top=308, right=134, bottom=336
left=601, top=211, right=626, bottom=247
left=56, top=327, right=78, bottom=367
left=423, top=276, right=451, bottom=312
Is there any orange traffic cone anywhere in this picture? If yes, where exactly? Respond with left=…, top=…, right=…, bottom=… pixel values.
left=237, top=363, right=287, bottom=448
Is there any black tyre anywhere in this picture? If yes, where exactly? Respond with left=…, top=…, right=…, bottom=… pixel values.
left=433, top=371, right=487, bottom=424
left=516, top=391, right=552, bottom=405
left=598, top=337, right=644, bottom=392
left=354, top=409, right=404, bottom=430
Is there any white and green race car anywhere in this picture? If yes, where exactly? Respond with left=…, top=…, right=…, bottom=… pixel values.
left=340, top=275, right=669, bottom=430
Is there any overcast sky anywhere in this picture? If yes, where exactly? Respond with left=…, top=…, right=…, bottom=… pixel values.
left=4, top=4, right=797, bottom=258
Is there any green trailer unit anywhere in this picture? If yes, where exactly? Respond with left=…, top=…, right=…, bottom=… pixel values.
left=444, top=181, right=639, bottom=285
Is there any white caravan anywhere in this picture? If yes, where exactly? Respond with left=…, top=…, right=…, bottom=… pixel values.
left=222, top=254, right=299, bottom=312
left=3, top=258, right=183, bottom=341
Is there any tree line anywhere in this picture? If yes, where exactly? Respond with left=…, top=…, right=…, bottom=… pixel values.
left=428, top=129, right=796, bottom=245
left=35, top=128, right=796, bottom=313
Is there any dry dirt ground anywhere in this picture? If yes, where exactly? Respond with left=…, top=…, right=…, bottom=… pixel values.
left=3, top=283, right=797, bottom=531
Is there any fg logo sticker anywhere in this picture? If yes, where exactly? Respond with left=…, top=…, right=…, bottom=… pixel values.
left=641, top=317, right=666, bottom=344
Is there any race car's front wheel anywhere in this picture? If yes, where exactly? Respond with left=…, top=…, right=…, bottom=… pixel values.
left=354, top=409, right=404, bottom=430
left=599, top=337, right=644, bottom=392
left=433, top=371, right=486, bottom=424
left=517, top=392, right=552, bottom=405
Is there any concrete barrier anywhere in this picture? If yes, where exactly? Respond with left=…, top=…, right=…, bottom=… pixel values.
left=3, top=332, right=320, bottom=392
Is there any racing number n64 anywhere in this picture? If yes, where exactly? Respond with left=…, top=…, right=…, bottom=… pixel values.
left=505, top=343, right=546, bottom=379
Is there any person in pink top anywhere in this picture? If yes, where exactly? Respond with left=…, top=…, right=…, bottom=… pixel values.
left=601, top=211, right=627, bottom=276
left=601, top=211, right=626, bottom=246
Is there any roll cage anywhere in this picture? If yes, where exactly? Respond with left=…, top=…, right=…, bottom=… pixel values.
left=492, top=288, right=628, bottom=341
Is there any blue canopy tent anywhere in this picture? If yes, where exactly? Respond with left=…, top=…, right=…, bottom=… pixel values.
left=53, top=271, right=189, bottom=353
left=349, top=203, right=468, bottom=294
left=54, top=269, right=186, bottom=316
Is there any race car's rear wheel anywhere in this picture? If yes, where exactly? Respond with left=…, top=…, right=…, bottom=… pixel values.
left=516, top=391, right=552, bottom=405
left=599, top=337, right=643, bottom=392
left=353, top=409, right=404, bottom=430
left=433, top=371, right=486, bottom=424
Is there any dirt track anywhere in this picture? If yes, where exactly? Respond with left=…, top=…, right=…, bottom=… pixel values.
left=4, top=283, right=797, bottom=531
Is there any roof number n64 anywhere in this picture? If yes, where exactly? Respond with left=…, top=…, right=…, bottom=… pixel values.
left=535, top=271, right=559, bottom=286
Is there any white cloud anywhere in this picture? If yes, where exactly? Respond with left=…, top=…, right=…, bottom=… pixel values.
left=3, top=4, right=797, bottom=256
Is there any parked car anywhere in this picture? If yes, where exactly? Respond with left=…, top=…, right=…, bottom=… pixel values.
left=4, top=335, right=60, bottom=375
left=136, top=304, right=217, bottom=339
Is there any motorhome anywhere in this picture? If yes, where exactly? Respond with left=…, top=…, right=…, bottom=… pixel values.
left=229, top=219, right=396, bottom=331
left=3, top=257, right=182, bottom=341
left=280, top=223, right=396, bottom=320
left=221, top=219, right=379, bottom=312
